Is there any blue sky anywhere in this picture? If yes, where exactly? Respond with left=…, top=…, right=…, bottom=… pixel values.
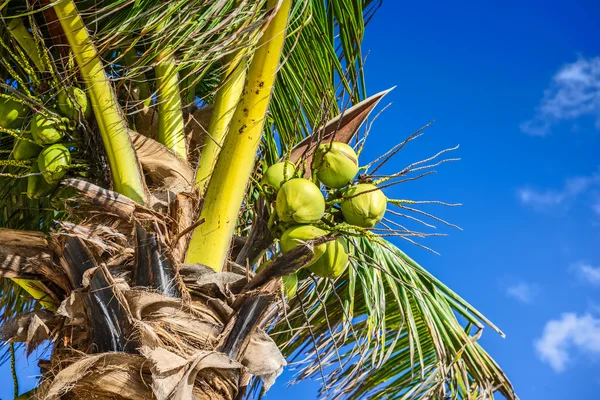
left=2, top=1, right=600, bottom=399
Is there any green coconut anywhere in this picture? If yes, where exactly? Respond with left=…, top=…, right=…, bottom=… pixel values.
left=276, top=178, right=325, bottom=223
left=313, top=142, right=359, bottom=188
left=13, top=131, right=41, bottom=160
left=261, top=161, right=296, bottom=191
left=256, top=260, right=298, bottom=298
left=282, top=273, right=299, bottom=298
left=308, top=238, right=348, bottom=279
left=280, top=224, right=328, bottom=266
left=38, top=144, right=71, bottom=184
left=27, top=163, right=58, bottom=199
left=31, top=114, right=66, bottom=145
left=0, top=97, right=28, bottom=129
left=58, top=87, right=91, bottom=120
left=340, top=183, right=387, bottom=228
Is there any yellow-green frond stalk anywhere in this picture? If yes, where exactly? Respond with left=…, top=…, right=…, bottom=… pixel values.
left=185, top=0, right=292, bottom=271
left=12, top=278, right=57, bottom=311
left=156, top=49, right=187, bottom=159
left=194, top=51, right=247, bottom=193
left=53, top=1, right=146, bottom=204
left=6, top=18, right=45, bottom=72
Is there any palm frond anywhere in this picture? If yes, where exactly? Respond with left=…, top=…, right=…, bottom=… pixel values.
left=264, top=0, right=381, bottom=165
left=78, top=0, right=270, bottom=105
left=271, top=236, right=514, bottom=399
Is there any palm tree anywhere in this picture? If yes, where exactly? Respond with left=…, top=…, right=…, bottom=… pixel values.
left=0, top=1, right=516, bottom=399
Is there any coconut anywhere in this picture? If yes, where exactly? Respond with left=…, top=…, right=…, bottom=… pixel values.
left=58, top=87, right=91, bottom=120
left=340, top=183, right=387, bottom=228
left=38, top=144, right=71, bottom=184
left=308, top=238, right=348, bottom=279
left=280, top=225, right=328, bottom=266
left=313, top=142, right=358, bottom=188
left=282, top=273, right=298, bottom=298
left=261, top=161, right=296, bottom=191
left=31, top=114, right=66, bottom=145
left=256, top=260, right=298, bottom=298
left=0, top=98, right=28, bottom=129
left=27, top=163, right=58, bottom=199
left=276, top=178, right=325, bottom=223
left=13, top=131, right=41, bottom=160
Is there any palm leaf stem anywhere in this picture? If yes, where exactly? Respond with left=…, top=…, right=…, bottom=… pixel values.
left=185, top=0, right=292, bottom=270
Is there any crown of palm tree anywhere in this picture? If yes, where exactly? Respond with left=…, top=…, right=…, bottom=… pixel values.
left=0, top=1, right=515, bottom=399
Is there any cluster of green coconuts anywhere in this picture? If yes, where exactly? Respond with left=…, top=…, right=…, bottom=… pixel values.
left=260, top=142, right=387, bottom=298
left=7, top=88, right=90, bottom=199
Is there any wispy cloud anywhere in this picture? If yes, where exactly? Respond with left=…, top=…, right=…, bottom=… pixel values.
left=517, top=172, right=600, bottom=209
left=521, top=56, right=600, bottom=136
left=506, top=282, right=539, bottom=304
left=572, top=262, right=600, bottom=285
left=535, top=313, right=600, bottom=372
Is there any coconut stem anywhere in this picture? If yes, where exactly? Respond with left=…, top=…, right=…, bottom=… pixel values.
left=185, top=0, right=292, bottom=271
left=53, top=1, right=146, bottom=204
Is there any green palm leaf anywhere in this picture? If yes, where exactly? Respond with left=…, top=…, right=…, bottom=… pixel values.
left=272, top=237, right=514, bottom=399
left=265, top=0, right=381, bottom=164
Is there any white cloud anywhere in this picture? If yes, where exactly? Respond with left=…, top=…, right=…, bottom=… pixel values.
left=521, top=56, right=600, bottom=136
left=517, top=172, right=600, bottom=209
left=535, top=313, right=600, bottom=372
left=574, top=262, right=600, bottom=285
left=517, top=187, right=565, bottom=207
left=506, top=282, right=539, bottom=304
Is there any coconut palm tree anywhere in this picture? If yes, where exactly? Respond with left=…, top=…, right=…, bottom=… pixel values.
left=0, top=1, right=516, bottom=399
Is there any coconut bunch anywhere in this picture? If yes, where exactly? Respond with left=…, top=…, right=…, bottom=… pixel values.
left=256, top=140, right=388, bottom=295
left=253, top=116, right=465, bottom=301
left=9, top=88, right=91, bottom=200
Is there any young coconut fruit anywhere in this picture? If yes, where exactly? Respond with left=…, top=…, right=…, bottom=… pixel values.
left=0, top=97, right=28, bottom=129
left=38, top=144, right=71, bottom=184
left=27, top=163, right=58, bottom=199
left=308, top=238, right=348, bottom=279
left=276, top=178, right=325, bottom=223
left=261, top=161, right=296, bottom=191
left=280, top=224, right=328, bottom=266
left=58, top=87, right=91, bottom=120
left=256, top=260, right=298, bottom=298
left=313, top=142, right=359, bottom=188
left=31, top=114, right=66, bottom=145
left=13, top=131, right=41, bottom=160
left=340, top=183, right=387, bottom=228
